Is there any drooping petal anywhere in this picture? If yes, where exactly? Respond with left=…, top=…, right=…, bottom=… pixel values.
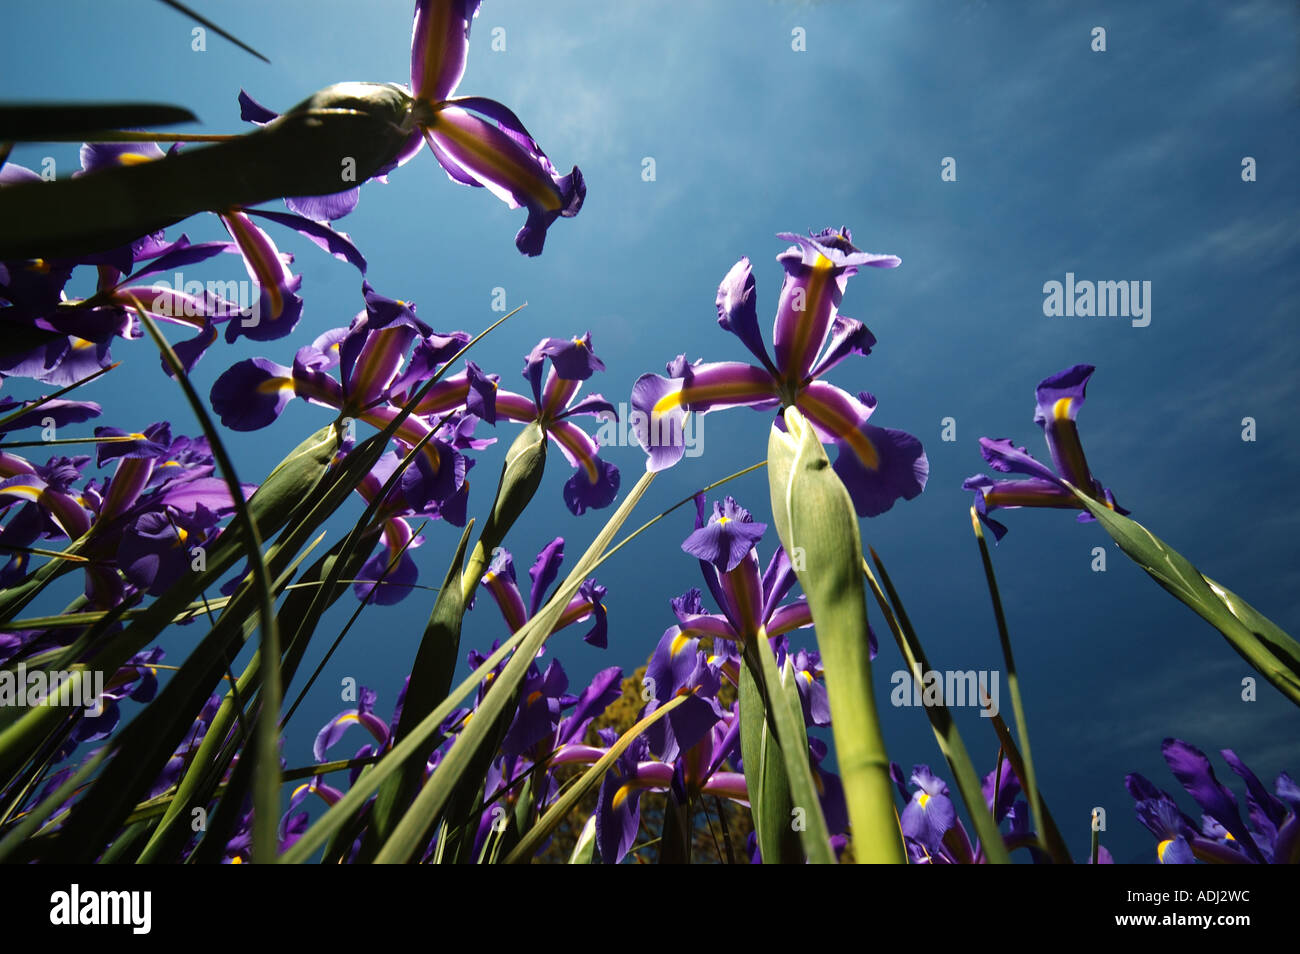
left=285, top=189, right=361, bottom=222
left=680, top=497, right=766, bottom=573
left=562, top=455, right=620, bottom=516
left=422, top=98, right=584, bottom=256
left=630, top=373, right=688, bottom=472
left=481, top=547, right=527, bottom=633
left=210, top=357, right=296, bottom=431
left=244, top=207, right=367, bottom=272
left=218, top=209, right=302, bottom=332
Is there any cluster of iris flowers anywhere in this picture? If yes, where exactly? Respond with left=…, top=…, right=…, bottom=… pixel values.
left=0, top=0, right=1292, bottom=866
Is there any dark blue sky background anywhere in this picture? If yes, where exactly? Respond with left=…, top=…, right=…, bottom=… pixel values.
left=3, top=0, right=1297, bottom=862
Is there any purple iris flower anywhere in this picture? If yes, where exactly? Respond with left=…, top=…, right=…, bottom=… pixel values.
left=896, top=759, right=1051, bottom=864
left=74, top=135, right=367, bottom=346
left=781, top=643, right=831, bottom=727
left=212, top=284, right=485, bottom=518
left=0, top=400, right=102, bottom=576
left=632, top=228, right=928, bottom=517
left=963, top=364, right=1127, bottom=541
left=593, top=704, right=750, bottom=864
left=314, top=686, right=393, bottom=764
left=478, top=539, right=608, bottom=647
left=490, top=334, right=620, bottom=516
left=61, top=647, right=165, bottom=750
left=404, top=0, right=585, bottom=255
left=1126, top=739, right=1297, bottom=864
left=672, top=495, right=824, bottom=650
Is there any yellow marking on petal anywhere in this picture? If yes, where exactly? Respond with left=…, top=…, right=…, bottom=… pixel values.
left=669, top=632, right=692, bottom=657
left=799, top=392, right=881, bottom=471
left=611, top=784, right=633, bottom=811
left=652, top=390, right=684, bottom=414
left=27, top=259, right=51, bottom=274
left=416, top=1, right=453, bottom=100
left=717, top=516, right=730, bottom=525
left=231, top=856, right=243, bottom=864
left=3, top=486, right=44, bottom=502
left=116, top=152, right=156, bottom=166
left=1156, top=838, right=1172, bottom=862
left=70, top=337, right=96, bottom=351
left=549, top=424, right=599, bottom=483
left=526, top=690, right=543, bottom=706
left=429, top=113, right=562, bottom=212
left=786, top=254, right=835, bottom=379
left=223, top=211, right=285, bottom=319
left=654, top=378, right=775, bottom=415
left=918, top=791, right=931, bottom=809
left=255, top=376, right=295, bottom=395
left=1053, top=397, right=1074, bottom=421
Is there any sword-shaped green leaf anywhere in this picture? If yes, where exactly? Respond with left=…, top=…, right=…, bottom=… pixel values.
left=767, top=407, right=902, bottom=863
left=1069, top=486, right=1300, bottom=706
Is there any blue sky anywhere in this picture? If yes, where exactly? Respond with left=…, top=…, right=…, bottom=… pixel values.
left=3, top=0, right=1298, bottom=862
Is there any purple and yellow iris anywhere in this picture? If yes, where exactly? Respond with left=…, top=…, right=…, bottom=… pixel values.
left=895, top=759, right=1061, bottom=864
left=672, top=495, right=819, bottom=649
left=478, top=539, right=608, bottom=648
left=1127, top=738, right=1297, bottom=864
left=211, top=283, right=482, bottom=519
left=404, top=0, right=585, bottom=256
left=633, top=228, right=927, bottom=517
left=483, top=334, right=620, bottom=516
left=963, top=364, right=1127, bottom=541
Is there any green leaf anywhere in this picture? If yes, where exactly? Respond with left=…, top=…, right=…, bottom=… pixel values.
left=749, top=636, right=836, bottom=864
left=459, top=423, right=548, bottom=603
left=0, top=82, right=415, bottom=260
left=8, top=423, right=339, bottom=859
left=372, top=471, right=657, bottom=862
left=369, top=521, right=475, bottom=844
left=1070, top=487, right=1300, bottom=706
left=0, top=103, right=198, bottom=141
left=738, top=657, right=800, bottom=864
left=285, top=472, right=656, bottom=863
left=767, top=408, right=902, bottom=863
left=568, top=815, right=598, bottom=864
left=285, top=462, right=763, bottom=864
left=967, top=511, right=1071, bottom=863
left=862, top=556, right=1014, bottom=864
left=155, top=0, right=271, bottom=63
left=135, top=531, right=375, bottom=863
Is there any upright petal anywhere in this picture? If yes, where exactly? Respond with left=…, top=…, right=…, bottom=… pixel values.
left=423, top=98, right=584, bottom=256
left=410, top=0, right=480, bottom=103
left=715, top=257, right=777, bottom=375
